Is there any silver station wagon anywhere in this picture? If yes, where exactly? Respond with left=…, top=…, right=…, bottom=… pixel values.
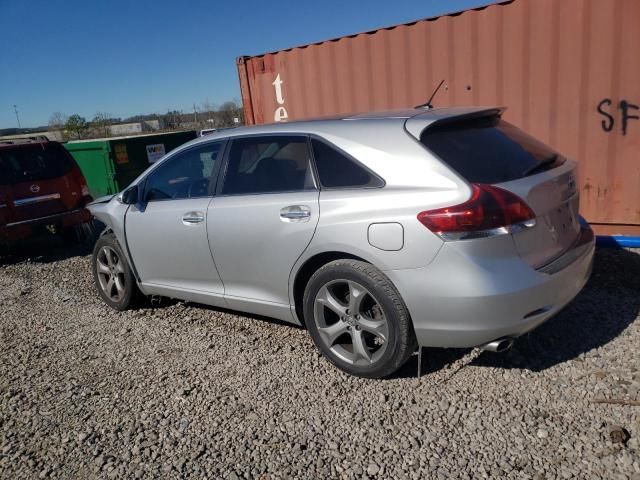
left=88, top=107, right=595, bottom=378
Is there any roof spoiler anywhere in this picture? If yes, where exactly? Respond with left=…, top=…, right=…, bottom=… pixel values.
left=405, top=107, right=506, bottom=140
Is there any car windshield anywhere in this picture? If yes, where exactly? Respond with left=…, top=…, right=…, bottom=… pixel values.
left=420, top=115, right=565, bottom=184
left=0, top=143, right=74, bottom=186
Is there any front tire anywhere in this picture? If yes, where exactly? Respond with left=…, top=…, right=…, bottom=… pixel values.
left=303, top=259, right=416, bottom=378
left=92, top=233, right=139, bottom=310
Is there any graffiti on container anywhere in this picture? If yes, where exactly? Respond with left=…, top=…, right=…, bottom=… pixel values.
left=597, top=99, right=639, bottom=136
left=272, top=74, right=288, bottom=122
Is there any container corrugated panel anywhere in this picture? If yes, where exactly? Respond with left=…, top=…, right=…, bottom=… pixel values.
left=237, top=0, right=640, bottom=234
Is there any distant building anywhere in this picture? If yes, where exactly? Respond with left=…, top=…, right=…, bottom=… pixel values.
left=109, top=120, right=162, bottom=136
left=144, top=119, right=162, bottom=131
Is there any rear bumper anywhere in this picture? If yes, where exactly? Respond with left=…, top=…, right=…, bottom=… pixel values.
left=0, top=208, right=92, bottom=244
left=386, top=225, right=595, bottom=348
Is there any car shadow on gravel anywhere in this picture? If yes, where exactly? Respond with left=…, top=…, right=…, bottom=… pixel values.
left=394, top=347, right=472, bottom=379
left=390, top=248, right=640, bottom=379
left=0, top=222, right=103, bottom=266
left=151, top=299, right=305, bottom=331
left=472, top=247, right=640, bottom=372
left=0, top=237, right=94, bottom=266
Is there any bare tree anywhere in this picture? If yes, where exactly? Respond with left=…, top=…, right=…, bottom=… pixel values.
left=200, top=100, right=217, bottom=128
left=201, top=100, right=216, bottom=114
left=91, top=112, right=111, bottom=138
left=48, top=112, right=67, bottom=130
left=161, top=110, right=183, bottom=130
left=217, top=100, right=244, bottom=127
left=47, top=112, right=68, bottom=140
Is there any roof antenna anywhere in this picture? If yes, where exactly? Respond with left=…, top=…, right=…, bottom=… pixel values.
left=415, top=79, right=445, bottom=109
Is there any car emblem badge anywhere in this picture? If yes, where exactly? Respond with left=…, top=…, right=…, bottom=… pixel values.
left=30, top=185, right=40, bottom=193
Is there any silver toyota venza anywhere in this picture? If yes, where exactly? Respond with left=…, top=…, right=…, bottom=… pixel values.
left=88, top=107, right=595, bottom=378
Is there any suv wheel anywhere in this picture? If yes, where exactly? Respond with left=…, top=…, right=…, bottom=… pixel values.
left=92, top=233, right=139, bottom=310
left=303, top=259, right=416, bottom=378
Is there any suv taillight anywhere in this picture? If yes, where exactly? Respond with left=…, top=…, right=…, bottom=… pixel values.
left=417, top=184, right=536, bottom=241
left=70, top=166, right=92, bottom=205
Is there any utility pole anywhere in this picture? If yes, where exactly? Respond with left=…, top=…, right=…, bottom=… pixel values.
left=13, top=105, right=21, bottom=129
left=193, top=103, right=198, bottom=124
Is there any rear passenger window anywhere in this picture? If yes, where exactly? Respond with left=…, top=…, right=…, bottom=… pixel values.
left=311, top=139, right=383, bottom=188
left=222, top=136, right=315, bottom=195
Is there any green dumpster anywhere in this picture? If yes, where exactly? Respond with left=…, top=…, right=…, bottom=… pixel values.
left=64, top=130, right=197, bottom=198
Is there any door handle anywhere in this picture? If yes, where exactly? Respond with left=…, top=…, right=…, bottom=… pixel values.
left=280, top=205, right=311, bottom=222
left=182, top=211, right=205, bottom=224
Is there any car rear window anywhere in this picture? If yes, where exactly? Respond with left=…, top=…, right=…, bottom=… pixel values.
left=420, top=116, right=565, bottom=184
left=0, top=143, right=74, bottom=186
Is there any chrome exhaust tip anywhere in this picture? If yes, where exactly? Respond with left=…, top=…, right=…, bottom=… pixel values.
left=480, top=337, right=514, bottom=353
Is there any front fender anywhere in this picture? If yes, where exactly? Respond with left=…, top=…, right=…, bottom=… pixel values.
left=88, top=197, right=139, bottom=282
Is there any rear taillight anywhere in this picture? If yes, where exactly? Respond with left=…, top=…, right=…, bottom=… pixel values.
left=417, top=184, right=536, bottom=241
left=69, top=167, right=92, bottom=206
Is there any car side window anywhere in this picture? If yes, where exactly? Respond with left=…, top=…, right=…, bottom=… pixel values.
left=311, top=138, right=383, bottom=188
left=222, top=136, right=316, bottom=195
left=144, top=141, right=224, bottom=201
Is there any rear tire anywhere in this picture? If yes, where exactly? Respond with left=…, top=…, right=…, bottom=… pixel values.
left=92, top=233, right=139, bottom=310
left=303, top=259, right=416, bottom=378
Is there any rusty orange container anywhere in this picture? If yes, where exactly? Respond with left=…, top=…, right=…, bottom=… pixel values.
left=237, top=0, right=640, bottom=234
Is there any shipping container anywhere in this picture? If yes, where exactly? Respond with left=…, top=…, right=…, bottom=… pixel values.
left=64, top=131, right=197, bottom=198
left=237, top=0, right=640, bottom=235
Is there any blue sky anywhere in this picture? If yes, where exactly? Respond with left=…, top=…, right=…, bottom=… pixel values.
left=1, top=0, right=498, bottom=128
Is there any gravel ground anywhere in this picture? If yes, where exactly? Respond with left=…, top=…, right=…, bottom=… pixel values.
left=1, top=242, right=639, bottom=479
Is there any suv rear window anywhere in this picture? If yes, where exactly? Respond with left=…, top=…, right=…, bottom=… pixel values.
left=420, top=116, right=565, bottom=184
left=0, top=143, right=74, bottom=186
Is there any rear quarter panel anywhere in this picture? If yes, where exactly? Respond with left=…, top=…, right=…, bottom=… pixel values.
left=289, top=120, right=471, bottom=307
left=303, top=188, right=447, bottom=271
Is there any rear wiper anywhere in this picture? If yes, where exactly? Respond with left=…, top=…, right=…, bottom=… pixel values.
left=523, top=154, right=558, bottom=176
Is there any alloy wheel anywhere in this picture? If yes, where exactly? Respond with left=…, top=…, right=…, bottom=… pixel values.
left=313, top=279, right=389, bottom=366
left=96, top=246, right=126, bottom=302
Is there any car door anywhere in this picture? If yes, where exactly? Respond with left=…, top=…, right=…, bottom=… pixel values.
left=125, top=140, right=226, bottom=302
left=207, top=135, right=320, bottom=321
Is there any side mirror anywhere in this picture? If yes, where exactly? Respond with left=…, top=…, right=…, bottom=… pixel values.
left=120, top=185, right=139, bottom=205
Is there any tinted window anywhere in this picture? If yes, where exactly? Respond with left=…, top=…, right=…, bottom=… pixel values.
left=420, top=116, right=565, bottom=184
left=222, top=136, right=315, bottom=195
left=311, top=139, right=383, bottom=188
left=145, top=141, right=223, bottom=201
left=0, top=143, right=74, bottom=186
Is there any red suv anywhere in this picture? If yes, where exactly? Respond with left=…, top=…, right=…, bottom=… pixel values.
left=0, top=138, right=93, bottom=248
